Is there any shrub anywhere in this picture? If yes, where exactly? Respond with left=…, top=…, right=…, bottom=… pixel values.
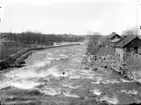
left=86, top=35, right=102, bottom=55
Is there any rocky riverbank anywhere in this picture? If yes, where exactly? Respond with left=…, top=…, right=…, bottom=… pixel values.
left=81, top=53, right=141, bottom=84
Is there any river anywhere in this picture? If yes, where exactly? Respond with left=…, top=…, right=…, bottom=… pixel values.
left=0, top=44, right=141, bottom=105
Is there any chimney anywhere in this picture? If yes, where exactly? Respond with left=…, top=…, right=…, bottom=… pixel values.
left=112, top=32, right=116, bottom=34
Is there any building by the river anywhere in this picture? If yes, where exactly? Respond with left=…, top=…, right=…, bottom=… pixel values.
left=107, top=33, right=141, bottom=61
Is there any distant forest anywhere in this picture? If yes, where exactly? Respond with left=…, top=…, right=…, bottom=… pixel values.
left=0, top=31, right=85, bottom=46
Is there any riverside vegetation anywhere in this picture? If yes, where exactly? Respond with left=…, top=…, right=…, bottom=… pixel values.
left=0, top=31, right=84, bottom=60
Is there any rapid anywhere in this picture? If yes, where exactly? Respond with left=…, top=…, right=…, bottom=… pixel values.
left=0, top=44, right=141, bottom=105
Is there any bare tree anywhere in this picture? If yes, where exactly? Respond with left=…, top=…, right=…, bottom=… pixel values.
left=121, top=27, right=139, bottom=36
left=97, top=36, right=107, bottom=47
left=86, top=32, right=102, bottom=54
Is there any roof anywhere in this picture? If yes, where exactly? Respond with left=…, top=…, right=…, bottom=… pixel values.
left=107, top=32, right=121, bottom=39
left=115, top=35, right=140, bottom=48
left=110, top=38, right=121, bottom=43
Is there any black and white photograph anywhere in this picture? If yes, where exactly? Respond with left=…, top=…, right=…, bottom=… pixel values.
left=0, top=0, right=141, bottom=105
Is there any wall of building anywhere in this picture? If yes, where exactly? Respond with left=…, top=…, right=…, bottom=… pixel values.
left=115, top=48, right=124, bottom=61
left=138, top=47, right=141, bottom=55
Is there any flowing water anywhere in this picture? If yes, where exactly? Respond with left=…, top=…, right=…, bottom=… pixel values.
left=0, top=44, right=141, bottom=105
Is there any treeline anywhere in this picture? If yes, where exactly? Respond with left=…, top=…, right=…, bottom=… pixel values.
left=0, top=31, right=84, bottom=46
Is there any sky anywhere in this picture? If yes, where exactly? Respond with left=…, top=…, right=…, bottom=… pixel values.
left=0, top=0, right=139, bottom=35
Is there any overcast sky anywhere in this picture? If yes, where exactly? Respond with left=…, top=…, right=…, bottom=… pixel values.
left=0, top=0, right=139, bottom=35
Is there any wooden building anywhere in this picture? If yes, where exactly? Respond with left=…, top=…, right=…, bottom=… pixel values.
left=107, top=32, right=122, bottom=47
left=115, top=35, right=141, bottom=61
left=107, top=32, right=122, bottom=40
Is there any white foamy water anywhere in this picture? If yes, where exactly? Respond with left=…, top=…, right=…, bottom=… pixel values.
left=91, top=88, right=102, bottom=96
left=34, top=61, right=47, bottom=67
left=2, top=44, right=140, bottom=104
left=46, top=52, right=52, bottom=56
left=0, top=79, right=14, bottom=89
left=0, top=77, right=40, bottom=90
left=67, top=85, right=80, bottom=89
left=59, top=54, right=68, bottom=58
left=11, top=81, right=40, bottom=89
left=100, top=95, right=119, bottom=104
left=120, top=79, right=133, bottom=83
left=119, top=90, right=138, bottom=95
left=4, top=64, right=70, bottom=79
left=5, top=67, right=45, bottom=78
left=41, top=87, right=62, bottom=96
left=102, top=80, right=120, bottom=84
left=92, top=81, right=101, bottom=84
left=69, top=74, right=80, bottom=79
left=64, top=92, right=79, bottom=98
left=45, top=57, right=56, bottom=61
left=47, top=66, right=70, bottom=77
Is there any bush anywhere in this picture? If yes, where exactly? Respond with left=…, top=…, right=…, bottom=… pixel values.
left=124, top=54, right=141, bottom=80
left=86, top=35, right=103, bottom=55
left=125, top=54, right=141, bottom=71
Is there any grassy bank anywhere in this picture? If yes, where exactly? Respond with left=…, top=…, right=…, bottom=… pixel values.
left=0, top=46, right=24, bottom=60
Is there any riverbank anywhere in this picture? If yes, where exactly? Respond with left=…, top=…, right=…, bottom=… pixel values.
left=81, top=54, right=141, bottom=85
left=0, top=43, right=80, bottom=70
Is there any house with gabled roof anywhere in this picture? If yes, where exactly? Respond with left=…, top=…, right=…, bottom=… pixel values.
left=106, top=32, right=122, bottom=47
left=115, top=35, right=141, bottom=61
left=107, top=32, right=122, bottom=40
